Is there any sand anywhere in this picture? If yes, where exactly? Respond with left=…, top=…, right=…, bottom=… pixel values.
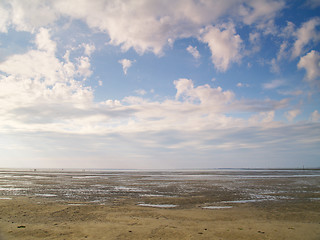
left=0, top=196, right=319, bottom=240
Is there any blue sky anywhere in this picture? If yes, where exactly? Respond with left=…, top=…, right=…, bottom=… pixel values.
left=0, top=0, right=320, bottom=169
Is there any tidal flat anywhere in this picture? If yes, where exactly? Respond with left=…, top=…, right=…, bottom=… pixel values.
left=0, top=169, right=319, bottom=239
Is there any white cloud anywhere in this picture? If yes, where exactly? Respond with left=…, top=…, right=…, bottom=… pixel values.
left=62, top=50, right=76, bottom=78
left=83, top=43, right=96, bottom=57
left=76, top=56, right=92, bottom=78
left=6, top=0, right=58, bottom=32
left=249, top=32, right=260, bottom=43
left=0, top=1, right=287, bottom=86
left=310, top=110, right=320, bottom=122
left=282, top=21, right=295, bottom=37
left=35, top=28, right=56, bottom=54
left=186, top=45, right=200, bottom=59
left=248, top=32, right=261, bottom=53
left=0, top=3, right=10, bottom=33
left=135, top=89, right=147, bottom=96
left=237, top=82, right=249, bottom=87
left=201, top=23, right=243, bottom=72
left=278, top=90, right=303, bottom=96
left=263, top=79, right=286, bottom=89
left=277, top=41, right=289, bottom=60
left=306, top=0, right=320, bottom=8
left=53, top=0, right=235, bottom=55
left=238, top=0, right=285, bottom=25
left=174, top=78, right=234, bottom=107
left=1, top=0, right=286, bottom=57
left=0, top=42, right=64, bottom=87
left=119, top=59, right=134, bottom=75
left=270, top=58, right=280, bottom=73
left=0, top=27, right=95, bottom=132
left=0, top=62, right=289, bottom=137
left=297, top=50, right=320, bottom=85
left=292, top=17, right=320, bottom=58
left=285, top=109, right=301, bottom=122
left=249, top=111, right=275, bottom=124
left=0, top=1, right=319, bottom=168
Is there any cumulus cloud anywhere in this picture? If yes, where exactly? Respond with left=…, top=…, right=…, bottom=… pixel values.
left=201, top=23, right=243, bottom=72
left=278, top=90, right=303, bottom=96
left=263, top=79, right=286, bottom=89
left=292, top=17, right=320, bottom=58
left=277, top=41, right=289, bottom=60
left=297, top=50, right=320, bottom=85
left=135, top=89, right=147, bottom=96
left=174, top=79, right=235, bottom=113
left=76, top=56, right=92, bottom=78
left=83, top=43, right=95, bottom=56
left=237, top=82, right=249, bottom=87
left=238, top=0, right=285, bottom=25
left=282, top=21, right=296, bottom=37
left=310, top=110, right=320, bottom=122
left=2, top=0, right=318, bottom=167
left=4, top=0, right=58, bottom=32
left=118, top=59, right=134, bottom=75
left=0, top=45, right=290, bottom=139
left=35, top=28, right=56, bottom=54
left=285, top=109, right=301, bottom=122
left=0, top=49, right=61, bottom=86
left=248, top=32, right=261, bottom=53
left=186, top=45, right=200, bottom=59
left=306, top=0, right=320, bottom=8
left=0, top=4, right=10, bottom=33
left=53, top=0, right=220, bottom=55
left=0, top=27, right=95, bottom=130
left=270, top=58, right=280, bottom=73
left=249, top=111, right=275, bottom=124
left=0, top=0, right=286, bottom=57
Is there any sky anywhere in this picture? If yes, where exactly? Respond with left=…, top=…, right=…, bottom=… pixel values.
left=0, top=0, right=320, bottom=169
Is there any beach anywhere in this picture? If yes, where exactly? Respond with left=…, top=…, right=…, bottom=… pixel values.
left=0, top=169, right=319, bottom=239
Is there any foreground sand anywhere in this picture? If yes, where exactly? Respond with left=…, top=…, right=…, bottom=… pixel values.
left=0, top=197, right=319, bottom=240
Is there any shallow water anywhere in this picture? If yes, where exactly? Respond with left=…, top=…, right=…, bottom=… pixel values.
left=0, top=169, right=319, bottom=206
left=202, top=206, right=233, bottom=209
left=138, top=203, right=178, bottom=208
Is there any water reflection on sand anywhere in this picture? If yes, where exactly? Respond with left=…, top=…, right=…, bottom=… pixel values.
left=0, top=169, right=319, bottom=207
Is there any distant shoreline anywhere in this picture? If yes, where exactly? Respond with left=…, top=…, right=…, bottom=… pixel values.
left=1, top=167, right=320, bottom=172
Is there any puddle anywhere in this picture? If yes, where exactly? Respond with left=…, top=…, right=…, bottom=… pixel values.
left=0, top=187, right=27, bottom=191
left=202, top=206, right=233, bottom=209
left=114, top=186, right=146, bottom=192
left=138, top=203, right=177, bottom=208
left=222, top=199, right=264, bottom=204
left=139, top=194, right=167, bottom=197
left=35, top=194, right=57, bottom=197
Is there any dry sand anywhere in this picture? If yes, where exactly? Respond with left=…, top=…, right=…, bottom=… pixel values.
left=0, top=196, right=319, bottom=240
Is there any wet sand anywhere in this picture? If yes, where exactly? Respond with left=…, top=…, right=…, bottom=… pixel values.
left=0, top=169, right=319, bottom=239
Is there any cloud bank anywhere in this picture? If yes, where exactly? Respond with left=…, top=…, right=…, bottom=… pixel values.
left=0, top=0, right=319, bottom=168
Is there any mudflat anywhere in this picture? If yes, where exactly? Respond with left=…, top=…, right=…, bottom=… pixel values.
left=0, top=169, right=319, bottom=239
